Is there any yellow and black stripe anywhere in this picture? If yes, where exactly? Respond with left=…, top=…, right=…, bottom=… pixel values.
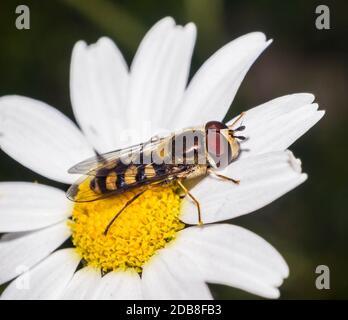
left=90, top=162, right=192, bottom=195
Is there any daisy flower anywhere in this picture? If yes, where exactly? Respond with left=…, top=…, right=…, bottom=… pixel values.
left=0, top=17, right=324, bottom=300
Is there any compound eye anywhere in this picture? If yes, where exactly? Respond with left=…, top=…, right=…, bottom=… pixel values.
left=205, top=121, right=228, bottom=158
left=206, top=130, right=226, bottom=158
left=205, top=121, right=228, bottom=131
left=205, top=121, right=235, bottom=168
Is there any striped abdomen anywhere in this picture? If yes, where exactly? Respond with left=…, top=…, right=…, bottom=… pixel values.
left=90, top=162, right=189, bottom=195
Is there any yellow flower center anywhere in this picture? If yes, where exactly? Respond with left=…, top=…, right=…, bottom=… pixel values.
left=69, top=181, right=184, bottom=273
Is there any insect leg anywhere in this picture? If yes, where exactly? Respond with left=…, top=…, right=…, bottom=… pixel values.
left=103, top=189, right=147, bottom=236
left=177, top=180, right=203, bottom=225
left=208, top=168, right=240, bottom=184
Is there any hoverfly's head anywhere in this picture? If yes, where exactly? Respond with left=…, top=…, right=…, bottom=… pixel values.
left=205, top=121, right=246, bottom=169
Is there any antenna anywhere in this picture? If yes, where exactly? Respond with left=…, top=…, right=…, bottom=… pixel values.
left=227, top=112, right=245, bottom=129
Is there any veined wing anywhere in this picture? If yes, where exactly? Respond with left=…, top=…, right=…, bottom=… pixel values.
left=68, top=137, right=168, bottom=176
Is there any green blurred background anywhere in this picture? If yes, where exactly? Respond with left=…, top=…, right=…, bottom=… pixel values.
left=0, top=0, right=347, bottom=299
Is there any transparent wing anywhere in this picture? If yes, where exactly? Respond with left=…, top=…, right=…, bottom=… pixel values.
left=68, top=137, right=167, bottom=176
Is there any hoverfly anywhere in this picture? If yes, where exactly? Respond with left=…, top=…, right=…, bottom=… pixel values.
left=67, top=113, right=246, bottom=235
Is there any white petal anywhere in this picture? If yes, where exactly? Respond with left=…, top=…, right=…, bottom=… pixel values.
left=59, top=266, right=101, bottom=300
left=0, top=182, right=72, bottom=232
left=1, top=249, right=80, bottom=300
left=92, top=270, right=142, bottom=300
left=227, top=93, right=325, bottom=158
left=0, top=96, right=94, bottom=184
left=70, top=37, right=129, bottom=153
left=0, top=221, right=71, bottom=285
left=173, top=32, right=271, bottom=129
left=142, top=251, right=212, bottom=300
left=126, top=17, right=197, bottom=144
left=173, top=224, right=288, bottom=299
left=181, top=151, right=307, bottom=224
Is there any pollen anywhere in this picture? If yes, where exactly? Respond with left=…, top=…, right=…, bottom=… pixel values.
left=69, top=181, right=184, bottom=273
